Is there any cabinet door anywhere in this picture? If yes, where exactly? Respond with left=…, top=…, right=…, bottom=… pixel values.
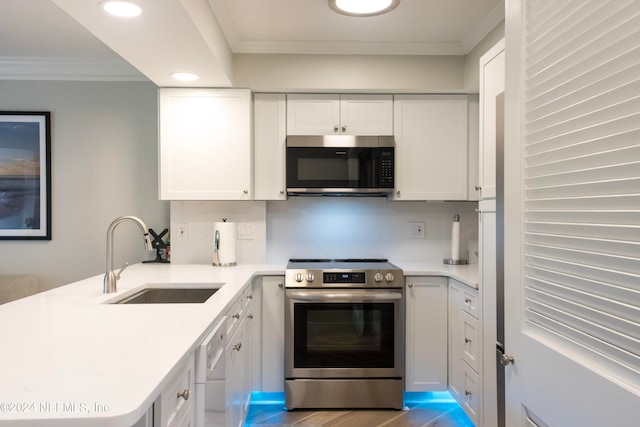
left=479, top=39, right=505, bottom=200
left=159, top=88, right=252, bottom=200
left=448, top=281, right=465, bottom=402
left=405, top=276, right=448, bottom=392
left=467, top=95, right=480, bottom=201
left=261, top=276, right=285, bottom=392
left=393, top=95, right=469, bottom=200
left=242, top=303, right=254, bottom=420
left=340, top=95, right=393, bottom=135
left=225, top=321, right=245, bottom=427
left=479, top=199, right=498, bottom=427
left=286, top=94, right=340, bottom=135
left=161, top=353, right=195, bottom=427
left=254, top=94, right=287, bottom=200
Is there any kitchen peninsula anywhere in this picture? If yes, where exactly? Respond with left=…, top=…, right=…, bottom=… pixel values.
left=0, top=262, right=478, bottom=426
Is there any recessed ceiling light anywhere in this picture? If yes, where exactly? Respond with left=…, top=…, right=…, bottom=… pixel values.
left=100, top=1, right=142, bottom=18
left=171, top=72, right=200, bottom=82
left=329, top=0, right=399, bottom=17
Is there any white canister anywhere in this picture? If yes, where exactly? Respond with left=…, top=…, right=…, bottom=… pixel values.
left=213, top=219, right=237, bottom=266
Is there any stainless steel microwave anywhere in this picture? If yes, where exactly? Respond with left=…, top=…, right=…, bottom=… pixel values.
left=286, top=135, right=395, bottom=196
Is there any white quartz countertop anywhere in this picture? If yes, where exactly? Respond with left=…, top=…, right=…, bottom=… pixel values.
left=0, top=263, right=284, bottom=427
left=396, top=261, right=479, bottom=289
left=0, top=261, right=477, bottom=426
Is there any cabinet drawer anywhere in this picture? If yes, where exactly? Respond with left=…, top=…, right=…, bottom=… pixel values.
left=226, top=298, right=243, bottom=338
left=461, top=288, right=479, bottom=319
left=461, top=362, right=480, bottom=426
left=242, top=286, right=253, bottom=310
left=162, top=354, right=195, bottom=427
left=462, top=311, right=480, bottom=372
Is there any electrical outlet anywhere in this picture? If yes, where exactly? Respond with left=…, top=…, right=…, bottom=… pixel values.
left=176, top=223, right=188, bottom=241
left=409, top=221, right=425, bottom=238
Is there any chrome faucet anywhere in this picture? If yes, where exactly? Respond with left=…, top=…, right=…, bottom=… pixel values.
left=103, top=215, right=153, bottom=293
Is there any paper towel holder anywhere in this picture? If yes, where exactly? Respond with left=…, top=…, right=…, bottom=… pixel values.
left=213, top=218, right=237, bottom=267
left=444, top=214, right=468, bottom=265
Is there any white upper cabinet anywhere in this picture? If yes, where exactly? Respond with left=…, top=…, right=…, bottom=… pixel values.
left=286, top=94, right=393, bottom=135
left=393, top=94, right=469, bottom=200
left=479, top=39, right=505, bottom=200
left=159, top=88, right=252, bottom=200
left=254, top=93, right=287, bottom=200
left=467, top=95, right=480, bottom=201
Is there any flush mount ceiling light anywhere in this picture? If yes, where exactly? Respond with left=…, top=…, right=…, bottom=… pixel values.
left=100, top=1, right=142, bottom=17
left=170, top=72, right=200, bottom=82
left=329, top=0, right=400, bottom=17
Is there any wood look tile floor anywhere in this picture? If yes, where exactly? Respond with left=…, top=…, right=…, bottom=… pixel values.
left=244, top=401, right=474, bottom=427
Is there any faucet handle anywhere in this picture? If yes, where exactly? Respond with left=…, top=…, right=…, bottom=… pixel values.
left=115, top=262, right=129, bottom=280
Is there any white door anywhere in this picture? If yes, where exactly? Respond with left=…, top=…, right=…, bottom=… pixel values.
left=504, top=1, right=640, bottom=426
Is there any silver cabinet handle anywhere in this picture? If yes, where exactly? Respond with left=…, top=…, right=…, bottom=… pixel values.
left=396, top=190, right=401, bottom=196
left=465, top=297, right=472, bottom=304
left=278, top=283, right=284, bottom=288
left=243, top=189, right=248, bottom=194
left=246, top=294, right=253, bottom=300
left=465, top=337, right=471, bottom=343
left=177, top=388, right=190, bottom=401
left=341, top=125, right=346, bottom=132
left=233, top=342, right=242, bottom=351
left=465, top=390, right=472, bottom=396
left=475, top=185, right=482, bottom=191
left=500, top=354, right=515, bottom=366
left=334, top=125, right=339, bottom=132
left=232, top=313, right=240, bottom=320
left=407, top=283, right=414, bottom=288
left=279, top=190, right=285, bottom=195
left=248, top=314, right=254, bottom=319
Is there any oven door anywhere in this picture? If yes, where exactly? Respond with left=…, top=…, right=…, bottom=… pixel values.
left=285, top=288, right=404, bottom=379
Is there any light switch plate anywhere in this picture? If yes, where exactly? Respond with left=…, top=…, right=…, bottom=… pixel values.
left=237, top=223, right=255, bottom=240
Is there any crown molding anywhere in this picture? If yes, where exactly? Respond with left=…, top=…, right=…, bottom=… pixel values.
left=0, top=57, right=148, bottom=81
left=230, top=40, right=465, bottom=56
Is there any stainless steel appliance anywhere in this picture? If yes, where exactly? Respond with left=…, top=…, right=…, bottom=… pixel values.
left=284, top=259, right=404, bottom=410
left=286, top=135, right=395, bottom=196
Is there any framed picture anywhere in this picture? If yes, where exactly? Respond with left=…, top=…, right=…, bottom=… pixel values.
left=0, top=112, right=51, bottom=240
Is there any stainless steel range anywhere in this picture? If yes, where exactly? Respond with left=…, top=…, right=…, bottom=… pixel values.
left=284, top=259, right=404, bottom=410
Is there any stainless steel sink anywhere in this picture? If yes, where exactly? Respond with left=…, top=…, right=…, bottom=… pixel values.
left=111, top=286, right=220, bottom=304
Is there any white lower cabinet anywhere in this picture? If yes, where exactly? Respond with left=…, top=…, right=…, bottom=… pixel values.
left=224, top=287, right=254, bottom=427
left=157, top=353, right=195, bottom=427
left=449, top=278, right=481, bottom=426
left=405, top=276, right=448, bottom=392
left=260, top=276, right=285, bottom=392
left=225, top=319, right=245, bottom=427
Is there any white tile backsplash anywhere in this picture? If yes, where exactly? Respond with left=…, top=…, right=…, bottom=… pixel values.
left=170, top=198, right=478, bottom=266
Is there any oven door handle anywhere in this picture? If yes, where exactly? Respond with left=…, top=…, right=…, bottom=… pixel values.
left=286, top=290, right=403, bottom=301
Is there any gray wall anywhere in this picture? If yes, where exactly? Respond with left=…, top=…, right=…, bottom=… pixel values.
left=0, top=80, right=169, bottom=291
left=464, top=20, right=505, bottom=92
left=233, top=54, right=466, bottom=93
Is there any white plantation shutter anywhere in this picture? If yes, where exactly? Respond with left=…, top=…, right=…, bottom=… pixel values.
left=523, top=0, right=640, bottom=390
